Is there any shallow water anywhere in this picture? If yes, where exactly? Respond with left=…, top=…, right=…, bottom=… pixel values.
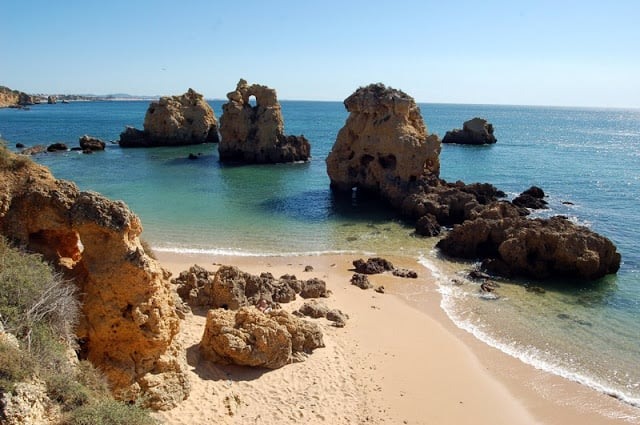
left=1, top=100, right=639, bottom=408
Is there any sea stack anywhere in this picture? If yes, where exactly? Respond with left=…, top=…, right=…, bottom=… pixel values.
left=119, top=88, right=219, bottom=147
left=218, top=79, right=311, bottom=164
left=442, top=117, right=497, bottom=144
left=326, top=83, right=441, bottom=203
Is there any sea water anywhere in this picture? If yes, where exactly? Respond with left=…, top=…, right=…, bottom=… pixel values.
left=1, top=100, right=639, bottom=411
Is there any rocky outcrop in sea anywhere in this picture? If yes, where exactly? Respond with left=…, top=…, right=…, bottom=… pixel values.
left=327, top=83, right=621, bottom=281
left=218, top=79, right=311, bottom=163
left=119, top=88, right=219, bottom=147
left=442, top=117, right=497, bottom=144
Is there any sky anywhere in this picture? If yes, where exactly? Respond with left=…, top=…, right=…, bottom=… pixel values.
left=1, top=0, right=639, bottom=108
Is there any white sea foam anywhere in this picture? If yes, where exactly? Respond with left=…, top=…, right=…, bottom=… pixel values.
left=152, top=245, right=375, bottom=258
left=417, top=254, right=640, bottom=413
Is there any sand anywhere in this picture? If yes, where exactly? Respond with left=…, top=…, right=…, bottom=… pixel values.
left=152, top=252, right=639, bottom=425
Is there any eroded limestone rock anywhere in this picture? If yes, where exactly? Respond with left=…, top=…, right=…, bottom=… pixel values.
left=218, top=79, right=310, bottom=163
left=119, top=88, right=219, bottom=147
left=436, top=216, right=621, bottom=280
left=326, top=83, right=441, bottom=203
left=199, top=307, right=324, bottom=369
left=0, top=154, right=188, bottom=409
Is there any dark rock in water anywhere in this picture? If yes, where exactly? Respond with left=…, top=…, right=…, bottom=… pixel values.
left=513, top=186, right=547, bottom=209
left=557, top=313, right=571, bottom=320
left=415, top=214, right=441, bottom=236
left=188, top=153, right=199, bottom=160
left=119, top=126, right=148, bottom=147
left=468, top=270, right=492, bottom=281
left=442, top=118, right=497, bottom=145
left=353, top=257, right=394, bottom=274
left=79, top=135, right=106, bottom=151
left=522, top=186, right=545, bottom=199
left=513, top=194, right=548, bottom=209
left=47, top=143, right=68, bottom=152
left=15, top=143, right=24, bottom=148
left=350, top=273, right=373, bottom=289
left=562, top=201, right=575, bottom=205
left=437, top=216, right=621, bottom=281
left=392, top=268, right=418, bottom=278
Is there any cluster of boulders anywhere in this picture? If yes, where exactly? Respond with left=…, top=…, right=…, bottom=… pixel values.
left=327, top=83, right=621, bottom=281
left=171, top=264, right=329, bottom=369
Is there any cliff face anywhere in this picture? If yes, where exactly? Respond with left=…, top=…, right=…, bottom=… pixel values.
left=0, top=86, right=38, bottom=108
left=0, top=150, right=189, bottom=409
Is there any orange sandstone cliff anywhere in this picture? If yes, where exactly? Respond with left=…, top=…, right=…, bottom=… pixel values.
left=0, top=150, right=189, bottom=409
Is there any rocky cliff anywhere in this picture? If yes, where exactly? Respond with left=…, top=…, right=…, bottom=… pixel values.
left=326, top=83, right=441, bottom=203
left=0, top=86, right=38, bottom=108
left=218, top=79, right=311, bottom=163
left=0, top=148, right=189, bottom=409
left=119, top=88, right=219, bottom=147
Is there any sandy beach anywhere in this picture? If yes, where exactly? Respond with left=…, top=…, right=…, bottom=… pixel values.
left=152, top=252, right=638, bottom=425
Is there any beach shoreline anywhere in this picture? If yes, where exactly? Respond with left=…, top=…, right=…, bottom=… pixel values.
left=153, top=251, right=638, bottom=424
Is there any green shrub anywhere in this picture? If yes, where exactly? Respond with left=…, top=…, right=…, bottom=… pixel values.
left=66, top=399, right=158, bottom=425
left=139, top=238, right=157, bottom=260
left=0, top=342, right=37, bottom=393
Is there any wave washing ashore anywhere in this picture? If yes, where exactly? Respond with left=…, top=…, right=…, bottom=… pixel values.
left=1, top=99, right=640, bottom=421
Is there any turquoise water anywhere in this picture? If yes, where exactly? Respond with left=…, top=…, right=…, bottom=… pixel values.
left=1, top=100, right=639, bottom=410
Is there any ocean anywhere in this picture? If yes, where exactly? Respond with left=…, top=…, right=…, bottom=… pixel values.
left=1, top=99, right=639, bottom=412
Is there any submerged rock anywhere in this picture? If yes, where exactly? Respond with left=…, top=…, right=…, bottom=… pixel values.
left=79, top=135, right=105, bottom=151
left=218, top=79, right=310, bottom=163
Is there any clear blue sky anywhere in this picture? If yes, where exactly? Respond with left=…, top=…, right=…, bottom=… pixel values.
left=1, top=0, right=639, bottom=107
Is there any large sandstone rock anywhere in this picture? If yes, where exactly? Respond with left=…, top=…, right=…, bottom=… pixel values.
left=200, top=307, right=324, bottom=369
left=326, top=83, right=441, bottom=203
left=436, top=216, right=621, bottom=280
left=119, top=88, right=219, bottom=147
left=0, top=86, right=38, bottom=108
left=442, top=117, right=497, bottom=145
left=218, top=79, right=311, bottom=163
left=0, top=152, right=188, bottom=409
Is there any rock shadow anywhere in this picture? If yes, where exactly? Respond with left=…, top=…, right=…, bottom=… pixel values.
left=186, top=343, right=271, bottom=383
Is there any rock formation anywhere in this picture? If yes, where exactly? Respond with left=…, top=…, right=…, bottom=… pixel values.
left=79, top=135, right=106, bottom=152
left=512, top=186, right=548, bottom=209
left=442, top=117, right=497, bottom=144
left=218, top=79, right=311, bottom=163
left=47, top=95, right=57, bottom=104
left=436, top=216, right=621, bottom=280
left=199, top=307, right=324, bottom=369
left=119, top=88, right=219, bottom=147
left=0, top=150, right=188, bottom=409
left=171, top=264, right=329, bottom=309
left=0, top=86, right=38, bottom=108
left=326, top=83, right=441, bottom=203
